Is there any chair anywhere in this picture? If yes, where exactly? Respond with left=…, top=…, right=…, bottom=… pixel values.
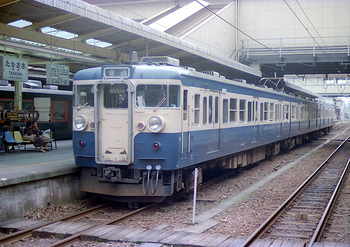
left=4, top=131, right=21, bottom=152
left=14, top=131, right=32, bottom=150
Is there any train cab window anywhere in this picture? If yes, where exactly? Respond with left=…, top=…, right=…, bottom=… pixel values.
left=194, top=94, right=200, bottom=124
left=203, top=97, right=207, bottom=124
left=104, top=84, right=128, bottom=108
left=136, top=84, right=180, bottom=108
left=75, top=85, right=94, bottom=107
left=230, top=99, right=237, bottom=122
left=239, top=99, right=246, bottom=122
left=215, top=97, right=219, bottom=123
left=223, top=99, right=228, bottom=123
left=183, top=90, right=188, bottom=121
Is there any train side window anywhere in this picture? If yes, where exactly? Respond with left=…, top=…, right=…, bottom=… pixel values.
left=275, top=104, right=280, bottom=121
left=203, top=97, right=207, bottom=125
left=270, top=103, right=274, bottom=121
left=264, top=102, right=268, bottom=121
left=209, top=96, right=213, bottom=124
left=169, top=85, right=180, bottom=107
left=283, top=104, right=289, bottom=120
left=301, top=107, right=304, bottom=119
left=215, top=96, right=219, bottom=123
left=230, top=98, right=237, bottom=122
left=247, top=102, right=252, bottom=122
left=239, top=99, right=246, bottom=122
left=260, top=103, right=264, bottom=121
left=292, top=105, right=296, bottom=119
left=194, top=94, right=200, bottom=124
left=183, top=90, right=188, bottom=121
left=223, top=99, right=228, bottom=123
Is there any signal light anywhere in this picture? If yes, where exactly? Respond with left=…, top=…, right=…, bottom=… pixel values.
left=153, top=142, right=160, bottom=150
left=78, top=140, right=85, bottom=147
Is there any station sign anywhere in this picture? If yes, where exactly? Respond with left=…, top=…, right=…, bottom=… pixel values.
left=0, top=56, right=28, bottom=81
left=3, top=110, right=39, bottom=122
left=46, top=63, right=69, bottom=86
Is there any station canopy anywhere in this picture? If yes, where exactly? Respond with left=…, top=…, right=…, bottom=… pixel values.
left=0, top=0, right=261, bottom=82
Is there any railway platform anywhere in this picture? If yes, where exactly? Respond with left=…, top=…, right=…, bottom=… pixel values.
left=0, top=140, right=83, bottom=221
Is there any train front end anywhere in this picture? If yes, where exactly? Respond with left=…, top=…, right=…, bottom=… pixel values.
left=73, top=65, right=183, bottom=202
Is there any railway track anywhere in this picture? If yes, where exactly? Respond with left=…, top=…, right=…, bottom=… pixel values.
left=241, top=135, right=350, bottom=247
left=0, top=202, right=156, bottom=246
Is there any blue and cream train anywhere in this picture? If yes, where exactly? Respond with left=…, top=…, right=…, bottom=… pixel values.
left=72, top=58, right=334, bottom=202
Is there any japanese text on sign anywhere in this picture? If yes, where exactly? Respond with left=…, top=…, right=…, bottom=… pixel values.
left=46, top=63, right=69, bottom=86
left=0, top=56, right=28, bottom=81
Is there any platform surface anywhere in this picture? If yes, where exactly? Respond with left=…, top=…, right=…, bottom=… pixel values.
left=0, top=140, right=77, bottom=187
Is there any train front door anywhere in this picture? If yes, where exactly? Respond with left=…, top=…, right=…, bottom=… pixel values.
left=96, top=82, right=131, bottom=165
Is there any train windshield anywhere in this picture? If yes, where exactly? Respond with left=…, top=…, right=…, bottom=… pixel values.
left=75, top=85, right=94, bottom=107
left=136, top=84, right=180, bottom=108
left=103, top=83, right=128, bottom=108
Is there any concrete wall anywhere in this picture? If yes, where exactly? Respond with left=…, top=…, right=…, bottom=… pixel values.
left=0, top=173, right=84, bottom=221
left=238, top=0, right=350, bottom=48
left=181, top=2, right=237, bottom=59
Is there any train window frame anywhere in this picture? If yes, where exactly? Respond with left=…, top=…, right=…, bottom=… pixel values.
left=183, top=90, right=188, bottom=121
left=223, top=99, right=228, bottom=123
left=103, top=83, right=128, bottom=109
left=75, top=84, right=94, bottom=107
left=270, top=103, right=274, bottom=121
left=215, top=96, right=219, bottom=124
left=229, top=98, right=237, bottom=123
left=247, top=101, right=252, bottom=122
left=203, top=96, right=207, bottom=125
left=264, top=102, right=269, bottom=121
left=194, top=94, right=200, bottom=125
left=239, top=99, right=246, bottom=122
left=208, top=96, right=213, bottom=124
left=52, top=101, right=68, bottom=122
left=135, top=84, right=180, bottom=108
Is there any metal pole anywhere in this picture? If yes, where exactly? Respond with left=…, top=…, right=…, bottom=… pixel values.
left=192, top=168, right=198, bottom=224
left=14, top=81, right=22, bottom=110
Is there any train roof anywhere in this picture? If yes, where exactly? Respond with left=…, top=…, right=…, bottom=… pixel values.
left=73, top=63, right=320, bottom=101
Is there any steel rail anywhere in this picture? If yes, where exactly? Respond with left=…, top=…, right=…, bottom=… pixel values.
left=307, top=155, right=350, bottom=247
left=48, top=202, right=158, bottom=247
left=0, top=203, right=109, bottom=245
left=240, top=134, right=350, bottom=247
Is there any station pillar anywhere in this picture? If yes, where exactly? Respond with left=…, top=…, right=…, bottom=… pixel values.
left=14, top=81, right=23, bottom=110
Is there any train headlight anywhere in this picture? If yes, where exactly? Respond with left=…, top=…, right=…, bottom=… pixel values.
left=148, top=116, right=164, bottom=133
left=74, top=115, right=87, bottom=131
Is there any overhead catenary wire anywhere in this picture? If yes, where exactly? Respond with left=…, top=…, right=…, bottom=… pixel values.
left=284, top=0, right=344, bottom=73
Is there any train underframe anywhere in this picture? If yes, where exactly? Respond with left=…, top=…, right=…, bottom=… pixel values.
left=80, top=127, right=331, bottom=203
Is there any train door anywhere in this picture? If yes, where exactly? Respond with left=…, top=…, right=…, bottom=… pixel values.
left=95, top=82, right=132, bottom=165
left=181, top=88, right=190, bottom=159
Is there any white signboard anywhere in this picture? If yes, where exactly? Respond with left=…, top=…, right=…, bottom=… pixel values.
left=46, top=63, right=69, bottom=85
left=0, top=56, right=28, bottom=81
